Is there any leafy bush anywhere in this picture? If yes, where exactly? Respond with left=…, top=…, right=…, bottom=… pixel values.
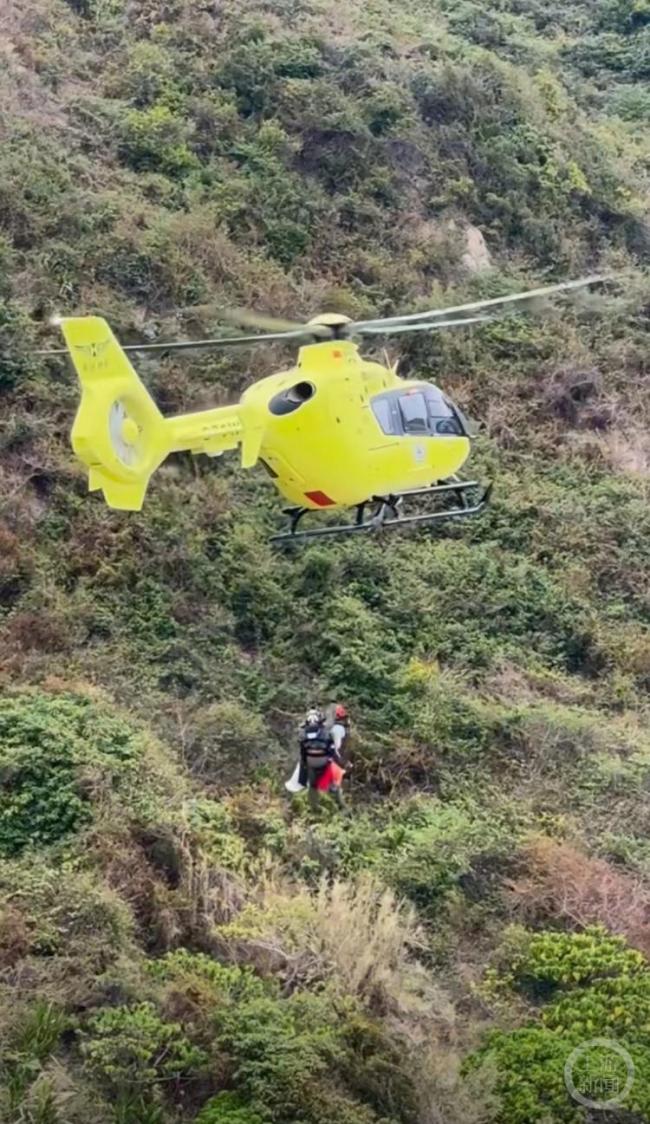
left=409, top=677, right=495, bottom=763
left=186, top=800, right=248, bottom=870
left=149, top=949, right=267, bottom=1004
left=468, top=1026, right=578, bottom=1124
left=195, top=1092, right=264, bottom=1124
left=185, top=701, right=275, bottom=781
left=212, top=991, right=400, bottom=1124
left=291, top=796, right=516, bottom=918
left=0, top=855, right=134, bottom=968
left=310, top=592, right=405, bottom=712
left=507, top=925, right=646, bottom=997
left=0, top=298, right=37, bottom=392
left=118, top=105, right=198, bottom=176
left=107, top=42, right=179, bottom=108
left=472, top=926, right=650, bottom=1122
left=0, top=691, right=146, bottom=856
left=153, top=952, right=413, bottom=1124
left=609, top=84, right=650, bottom=119
left=475, top=1021, right=650, bottom=1122
left=81, top=1002, right=207, bottom=1091
left=544, top=971, right=650, bottom=1041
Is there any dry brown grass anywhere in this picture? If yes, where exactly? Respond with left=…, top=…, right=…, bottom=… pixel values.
left=0, top=903, right=29, bottom=969
left=483, top=661, right=594, bottom=707
left=219, top=874, right=452, bottom=1024
left=416, top=1048, right=498, bottom=1124
left=506, top=835, right=650, bottom=956
left=600, top=427, right=650, bottom=477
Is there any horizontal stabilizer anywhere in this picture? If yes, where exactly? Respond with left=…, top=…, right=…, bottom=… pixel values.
left=88, top=469, right=149, bottom=511
left=241, top=425, right=264, bottom=469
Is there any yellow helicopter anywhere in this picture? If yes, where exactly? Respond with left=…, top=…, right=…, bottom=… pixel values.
left=43, top=275, right=607, bottom=542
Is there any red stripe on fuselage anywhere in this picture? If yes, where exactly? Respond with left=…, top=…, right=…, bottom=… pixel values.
left=305, top=490, right=335, bottom=507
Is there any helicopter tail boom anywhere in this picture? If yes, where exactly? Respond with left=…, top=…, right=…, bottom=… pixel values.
left=58, top=316, right=253, bottom=510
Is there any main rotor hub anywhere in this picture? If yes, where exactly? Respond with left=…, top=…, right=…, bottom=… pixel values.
left=307, top=313, right=353, bottom=340
left=307, top=313, right=353, bottom=327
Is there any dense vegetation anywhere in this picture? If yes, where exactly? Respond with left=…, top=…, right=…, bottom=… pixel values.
left=1, top=0, right=650, bottom=1120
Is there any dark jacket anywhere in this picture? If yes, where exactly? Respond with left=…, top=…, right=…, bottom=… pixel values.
left=299, top=723, right=342, bottom=770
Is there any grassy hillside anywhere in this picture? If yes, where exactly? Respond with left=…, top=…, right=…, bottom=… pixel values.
left=2, top=0, right=650, bottom=1121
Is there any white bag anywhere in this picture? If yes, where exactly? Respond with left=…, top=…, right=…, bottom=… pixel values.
left=285, top=761, right=305, bottom=793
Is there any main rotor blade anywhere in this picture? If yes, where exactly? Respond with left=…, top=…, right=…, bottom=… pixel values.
left=351, top=274, right=611, bottom=331
left=36, top=327, right=318, bottom=357
left=218, top=306, right=329, bottom=336
left=357, top=314, right=493, bottom=336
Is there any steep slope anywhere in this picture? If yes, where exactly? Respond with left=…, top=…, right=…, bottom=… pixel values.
left=1, top=0, right=650, bottom=1121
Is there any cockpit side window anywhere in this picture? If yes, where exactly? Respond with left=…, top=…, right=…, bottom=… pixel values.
left=371, top=395, right=400, bottom=435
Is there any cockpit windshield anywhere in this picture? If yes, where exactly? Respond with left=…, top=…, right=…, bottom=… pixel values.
left=399, top=392, right=428, bottom=434
left=371, top=385, right=465, bottom=437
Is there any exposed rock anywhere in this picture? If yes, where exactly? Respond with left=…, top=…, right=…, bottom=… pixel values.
left=461, top=224, right=492, bottom=273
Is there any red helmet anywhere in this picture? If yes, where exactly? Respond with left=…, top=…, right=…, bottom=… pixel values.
left=335, top=704, right=348, bottom=720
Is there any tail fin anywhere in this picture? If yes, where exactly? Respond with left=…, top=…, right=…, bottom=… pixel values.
left=60, top=317, right=253, bottom=511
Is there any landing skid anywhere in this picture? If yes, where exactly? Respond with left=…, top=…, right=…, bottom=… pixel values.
left=270, top=480, right=492, bottom=545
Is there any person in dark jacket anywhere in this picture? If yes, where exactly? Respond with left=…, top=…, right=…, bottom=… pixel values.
left=299, top=707, right=345, bottom=812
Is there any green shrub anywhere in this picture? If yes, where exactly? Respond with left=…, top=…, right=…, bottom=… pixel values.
left=469, top=1025, right=584, bottom=1123
left=213, top=991, right=363, bottom=1123
left=409, top=678, right=495, bottom=762
left=609, top=84, right=650, bottom=119
left=294, top=796, right=515, bottom=915
left=382, top=799, right=515, bottom=914
left=185, top=701, right=278, bottom=781
left=0, top=297, right=37, bottom=392
left=544, top=972, right=650, bottom=1041
left=118, top=104, right=198, bottom=176
left=0, top=691, right=145, bottom=856
left=472, top=1015, right=650, bottom=1122
left=472, top=927, right=650, bottom=1121
left=0, top=856, right=134, bottom=966
left=107, top=42, right=179, bottom=108
left=149, top=949, right=267, bottom=1004
left=362, top=85, right=415, bottom=135
left=311, top=593, right=404, bottom=712
left=195, top=1092, right=264, bottom=1124
left=81, top=1002, right=207, bottom=1091
left=185, top=800, right=248, bottom=870
left=508, top=926, right=646, bottom=997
